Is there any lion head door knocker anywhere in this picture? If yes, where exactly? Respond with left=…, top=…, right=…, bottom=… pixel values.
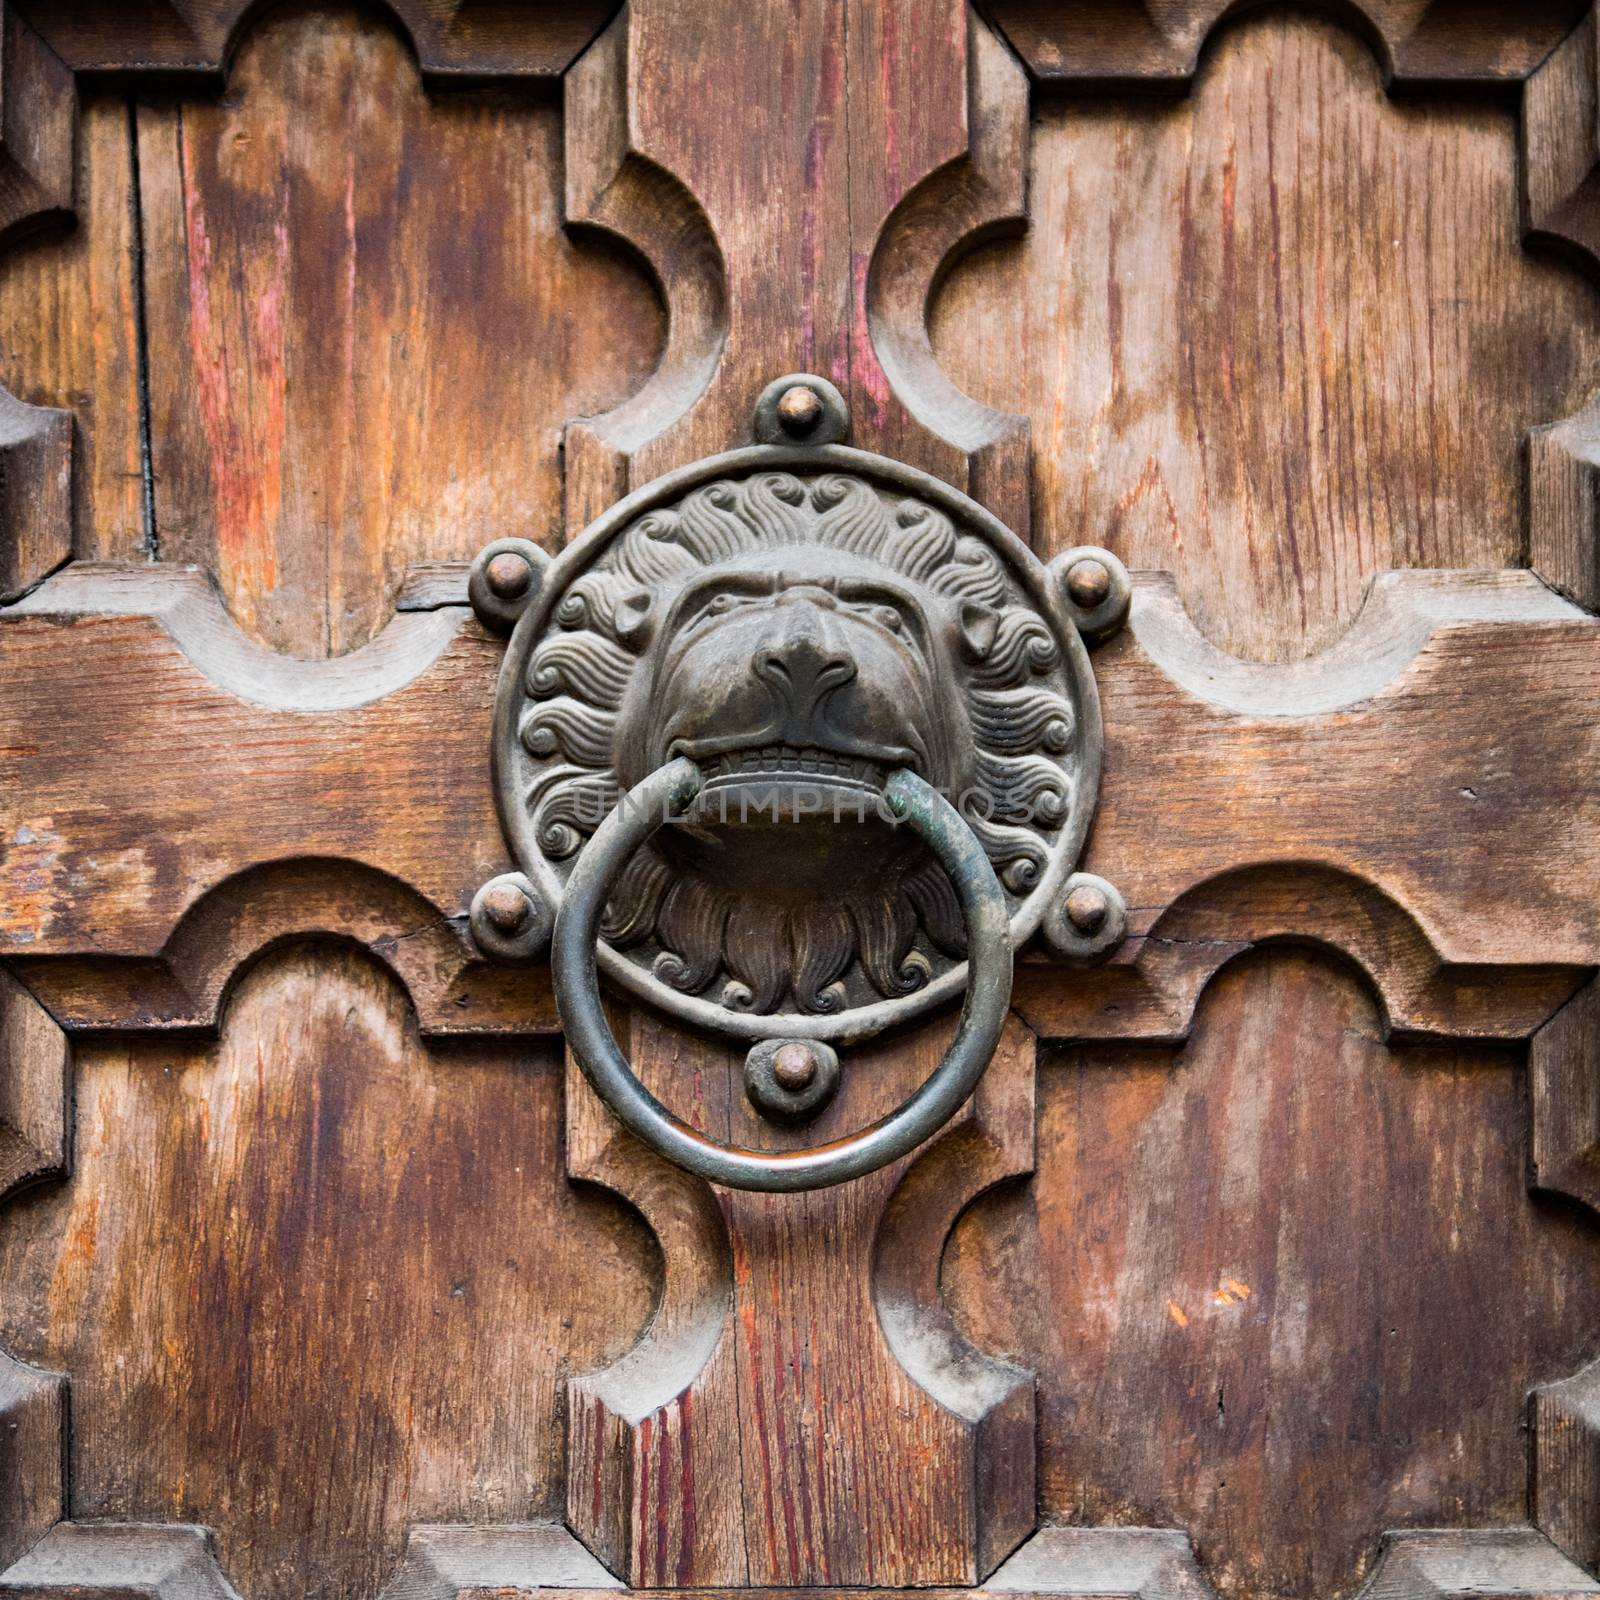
left=467, top=375, right=1129, bottom=1191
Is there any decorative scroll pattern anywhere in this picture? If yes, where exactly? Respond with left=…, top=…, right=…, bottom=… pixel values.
left=512, top=467, right=1086, bottom=1018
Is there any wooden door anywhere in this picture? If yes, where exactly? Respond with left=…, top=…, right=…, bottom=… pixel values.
left=3, top=5, right=1600, bottom=1600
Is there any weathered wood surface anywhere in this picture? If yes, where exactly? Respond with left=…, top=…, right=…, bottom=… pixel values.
left=1531, top=980, right=1600, bottom=1217
left=982, top=0, right=1590, bottom=86
left=1526, top=9, right=1600, bottom=611
left=1351, top=1530, right=1600, bottom=1600
left=4, top=6, right=1600, bottom=1600
left=0, top=1523, right=244, bottom=1600
left=3, top=566, right=1595, bottom=1036
left=932, top=11, right=1600, bottom=660
left=0, top=967, right=64, bottom=1205
left=0, top=945, right=656, bottom=1600
left=12, top=0, right=615, bottom=78
left=537, top=6, right=1065, bottom=1573
left=0, top=1521, right=1217, bottom=1600
left=1536, top=1355, right=1600, bottom=1582
left=0, top=95, right=141, bottom=587
left=567, top=1014, right=1036, bottom=1587
left=0, top=6, right=70, bottom=250
left=0, top=2, right=75, bottom=601
left=0, top=1348, right=63, bottom=1577
left=562, top=0, right=1030, bottom=533
left=949, top=950, right=1600, bottom=1600
left=4, top=1523, right=1599, bottom=1600
left=132, top=6, right=661, bottom=656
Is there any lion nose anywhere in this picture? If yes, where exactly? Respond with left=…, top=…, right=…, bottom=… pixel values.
left=753, top=614, right=856, bottom=714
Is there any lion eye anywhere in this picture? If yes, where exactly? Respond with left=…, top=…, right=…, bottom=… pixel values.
left=707, top=593, right=737, bottom=615
left=871, top=604, right=904, bottom=632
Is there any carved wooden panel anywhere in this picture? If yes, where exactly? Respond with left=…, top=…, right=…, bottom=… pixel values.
left=0, top=945, right=655, bottom=1600
left=0, top=97, right=142, bottom=574
left=2, top=5, right=1600, bottom=1600
left=931, top=11, right=1600, bottom=659
left=979, top=0, right=1590, bottom=87
left=951, top=949, right=1600, bottom=1600
left=130, top=6, right=660, bottom=655
left=566, top=1014, right=1036, bottom=1588
left=0, top=3, right=73, bottom=600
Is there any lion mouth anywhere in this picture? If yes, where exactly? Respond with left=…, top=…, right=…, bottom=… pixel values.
left=669, top=735, right=918, bottom=791
left=680, top=741, right=908, bottom=796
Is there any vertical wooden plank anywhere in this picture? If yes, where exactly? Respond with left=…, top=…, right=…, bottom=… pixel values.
left=852, top=4, right=1031, bottom=534
left=0, top=95, right=143, bottom=572
left=567, top=1013, right=1038, bottom=1588
left=564, top=0, right=1031, bottom=531
left=562, top=0, right=851, bottom=521
left=558, top=8, right=1045, bottom=1581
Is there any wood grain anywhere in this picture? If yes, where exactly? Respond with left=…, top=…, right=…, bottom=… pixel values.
left=565, top=1015, right=746, bottom=1587
left=0, top=4, right=71, bottom=249
left=0, top=95, right=143, bottom=575
left=1524, top=7, right=1600, bottom=274
left=0, top=1347, right=63, bottom=1577
left=4, top=9, right=1600, bottom=1598
left=1530, top=979, right=1600, bottom=1216
left=0, top=966, right=65, bottom=1207
left=1535, top=1356, right=1600, bottom=1581
left=562, top=0, right=1032, bottom=535
left=0, top=944, right=656, bottom=1600
left=6, top=569, right=1600, bottom=1035
left=981, top=0, right=1590, bottom=87
left=567, top=1012, right=1037, bottom=1587
left=931, top=11, right=1600, bottom=659
left=134, top=4, right=662, bottom=656
left=0, top=2, right=78, bottom=600
left=12, top=0, right=615, bottom=78
left=947, top=949, right=1600, bottom=1600
left=1525, top=9, right=1600, bottom=611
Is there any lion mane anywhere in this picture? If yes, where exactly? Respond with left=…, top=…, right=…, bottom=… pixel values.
left=515, top=470, right=1080, bottom=1015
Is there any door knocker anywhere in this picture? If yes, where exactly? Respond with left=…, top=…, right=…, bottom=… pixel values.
left=468, top=375, right=1127, bottom=1190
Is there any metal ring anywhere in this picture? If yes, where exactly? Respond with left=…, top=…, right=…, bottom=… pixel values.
left=551, top=758, right=1015, bottom=1192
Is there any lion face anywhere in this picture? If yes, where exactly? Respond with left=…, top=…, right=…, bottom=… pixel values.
left=509, top=469, right=1087, bottom=1017
left=616, top=545, right=994, bottom=788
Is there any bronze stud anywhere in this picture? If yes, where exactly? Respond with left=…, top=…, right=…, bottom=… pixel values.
left=1064, top=881, right=1109, bottom=935
left=482, top=882, right=531, bottom=934
left=485, top=551, right=533, bottom=599
left=772, top=1040, right=820, bottom=1090
left=1064, top=557, right=1112, bottom=610
left=776, top=384, right=824, bottom=435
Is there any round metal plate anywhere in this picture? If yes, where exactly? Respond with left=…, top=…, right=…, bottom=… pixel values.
left=492, top=437, right=1104, bottom=1044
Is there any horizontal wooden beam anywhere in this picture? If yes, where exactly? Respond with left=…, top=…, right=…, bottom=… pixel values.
left=3, top=565, right=1595, bottom=1042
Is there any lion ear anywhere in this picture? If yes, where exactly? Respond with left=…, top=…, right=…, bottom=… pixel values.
left=615, top=589, right=656, bottom=648
left=958, top=602, right=1000, bottom=662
